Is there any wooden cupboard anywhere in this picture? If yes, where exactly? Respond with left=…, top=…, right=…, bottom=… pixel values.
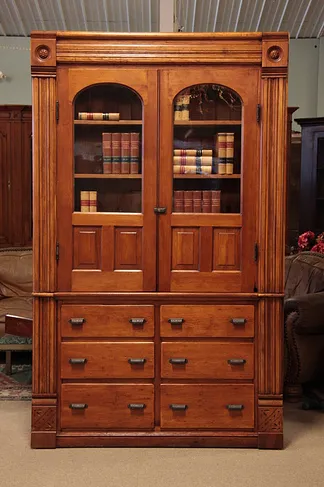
left=0, top=105, right=32, bottom=247
left=31, top=32, right=288, bottom=449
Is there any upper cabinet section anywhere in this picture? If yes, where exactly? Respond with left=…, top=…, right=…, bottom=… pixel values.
left=173, top=84, right=242, bottom=215
left=74, top=83, right=143, bottom=213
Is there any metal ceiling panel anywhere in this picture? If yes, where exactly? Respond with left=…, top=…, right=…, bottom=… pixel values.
left=0, top=0, right=323, bottom=37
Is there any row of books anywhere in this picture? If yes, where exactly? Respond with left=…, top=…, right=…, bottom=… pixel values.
left=80, top=191, right=98, bottom=212
left=172, top=149, right=234, bottom=175
left=78, top=112, right=120, bottom=120
left=174, top=190, right=221, bottom=213
left=102, top=132, right=140, bottom=174
left=174, top=93, right=190, bottom=121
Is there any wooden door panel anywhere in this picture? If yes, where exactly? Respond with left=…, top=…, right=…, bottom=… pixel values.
left=57, top=67, right=157, bottom=292
left=0, top=121, right=10, bottom=246
left=158, top=68, right=259, bottom=292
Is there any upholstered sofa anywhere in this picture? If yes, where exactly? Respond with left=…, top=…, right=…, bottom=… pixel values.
left=0, top=247, right=33, bottom=373
left=284, top=251, right=324, bottom=401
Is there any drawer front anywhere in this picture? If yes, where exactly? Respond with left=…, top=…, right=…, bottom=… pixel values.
left=61, top=384, right=154, bottom=430
left=161, top=384, right=254, bottom=429
left=61, top=342, right=154, bottom=379
left=161, top=342, right=254, bottom=379
left=61, top=305, right=154, bottom=338
left=161, top=305, right=254, bottom=338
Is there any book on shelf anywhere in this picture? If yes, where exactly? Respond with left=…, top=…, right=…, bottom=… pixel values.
left=173, top=165, right=212, bottom=175
left=102, top=132, right=112, bottom=174
left=202, top=190, right=212, bottom=213
left=78, top=112, right=120, bottom=121
left=183, top=190, right=193, bottom=212
left=211, top=190, right=221, bottom=213
left=216, top=133, right=226, bottom=175
left=89, top=191, right=98, bottom=212
left=130, top=132, right=140, bottom=174
left=80, top=190, right=98, bottom=212
left=174, top=93, right=190, bottom=121
left=174, top=149, right=213, bottom=156
left=193, top=190, right=202, bottom=212
left=173, top=190, right=184, bottom=212
left=111, top=133, right=122, bottom=174
left=173, top=155, right=213, bottom=166
left=121, top=132, right=131, bottom=174
left=225, top=133, right=234, bottom=175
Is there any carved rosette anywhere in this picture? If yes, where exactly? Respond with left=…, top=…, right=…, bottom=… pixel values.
left=267, top=45, right=283, bottom=62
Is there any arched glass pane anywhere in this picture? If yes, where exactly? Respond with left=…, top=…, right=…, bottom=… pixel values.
left=74, top=84, right=142, bottom=213
left=173, top=84, right=242, bottom=214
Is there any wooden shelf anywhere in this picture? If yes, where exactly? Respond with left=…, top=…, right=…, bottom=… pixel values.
left=174, top=120, right=241, bottom=126
left=75, top=174, right=141, bottom=179
left=74, top=120, right=142, bottom=125
left=174, top=174, right=241, bottom=179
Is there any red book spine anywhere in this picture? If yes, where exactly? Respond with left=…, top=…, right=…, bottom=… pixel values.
left=202, top=191, right=212, bottom=213
left=102, top=132, right=112, bottom=174
left=193, top=190, right=202, bottom=212
left=121, top=132, right=131, bottom=174
left=183, top=191, right=193, bottom=213
left=211, top=190, right=221, bottom=213
left=130, top=132, right=140, bottom=174
left=173, top=190, right=184, bottom=212
left=111, top=133, right=121, bottom=174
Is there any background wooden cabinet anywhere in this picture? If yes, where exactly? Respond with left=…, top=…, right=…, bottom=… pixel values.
left=0, top=106, right=32, bottom=247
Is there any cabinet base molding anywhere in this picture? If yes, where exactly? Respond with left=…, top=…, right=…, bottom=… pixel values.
left=56, top=432, right=258, bottom=449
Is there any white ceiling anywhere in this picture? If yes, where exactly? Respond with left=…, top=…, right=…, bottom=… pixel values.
left=0, top=0, right=323, bottom=38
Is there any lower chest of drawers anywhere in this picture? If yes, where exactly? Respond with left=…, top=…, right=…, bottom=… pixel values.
left=59, top=302, right=256, bottom=431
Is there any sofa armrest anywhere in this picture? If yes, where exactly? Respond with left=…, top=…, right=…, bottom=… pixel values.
left=284, top=292, right=324, bottom=335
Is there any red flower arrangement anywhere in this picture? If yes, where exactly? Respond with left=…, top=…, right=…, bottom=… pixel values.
left=297, top=231, right=324, bottom=254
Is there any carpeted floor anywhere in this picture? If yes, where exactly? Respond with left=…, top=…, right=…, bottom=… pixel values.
left=0, top=401, right=324, bottom=487
left=0, top=364, right=32, bottom=400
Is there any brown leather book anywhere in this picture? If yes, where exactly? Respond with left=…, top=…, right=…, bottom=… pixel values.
left=130, top=132, right=140, bottom=174
left=183, top=190, right=193, bottom=212
left=173, top=190, right=184, bottom=212
left=102, top=132, right=112, bottom=174
left=193, top=190, right=202, bottom=213
left=211, top=190, right=221, bottom=213
left=111, top=132, right=121, bottom=174
left=121, top=132, right=131, bottom=174
left=202, top=190, right=212, bottom=213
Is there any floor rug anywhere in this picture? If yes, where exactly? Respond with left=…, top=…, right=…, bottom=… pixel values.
left=0, top=364, right=32, bottom=401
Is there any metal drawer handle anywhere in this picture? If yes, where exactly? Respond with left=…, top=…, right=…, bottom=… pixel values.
left=128, top=403, right=146, bottom=410
left=168, top=318, right=185, bottom=325
left=69, top=403, right=88, bottom=410
left=69, top=318, right=86, bottom=326
left=230, top=318, right=247, bottom=326
left=129, top=318, right=146, bottom=325
left=170, top=404, right=188, bottom=411
left=169, top=358, right=188, bottom=365
left=128, top=358, right=146, bottom=365
left=227, top=359, right=246, bottom=366
left=69, top=358, right=87, bottom=365
left=226, top=404, right=244, bottom=411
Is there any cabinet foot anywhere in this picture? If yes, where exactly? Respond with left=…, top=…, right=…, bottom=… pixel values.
left=258, top=433, right=284, bottom=449
left=31, top=431, right=56, bottom=449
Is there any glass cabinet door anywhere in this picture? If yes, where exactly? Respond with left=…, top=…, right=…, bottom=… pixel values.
left=57, top=69, right=157, bottom=292
left=158, top=68, right=259, bottom=293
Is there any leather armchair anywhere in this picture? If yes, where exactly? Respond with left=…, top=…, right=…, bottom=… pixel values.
left=284, top=252, right=324, bottom=401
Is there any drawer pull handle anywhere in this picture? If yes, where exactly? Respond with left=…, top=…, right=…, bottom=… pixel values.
left=69, top=403, right=88, bottom=410
left=170, top=404, right=188, bottom=411
left=227, top=359, right=246, bottom=366
left=169, top=358, right=188, bottom=365
left=128, top=358, right=146, bottom=365
left=69, top=318, right=85, bottom=326
left=69, top=358, right=87, bottom=365
left=168, top=318, right=185, bottom=325
left=226, top=404, right=244, bottom=411
left=230, top=318, right=247, bottom=326
left=128, top=403, right=146, bottom=410
left=129, top=318, right=146, bottom=325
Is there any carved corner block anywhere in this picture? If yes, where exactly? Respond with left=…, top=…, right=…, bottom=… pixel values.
left=31, top=36, right=57, bottom=75
left=258, top=407, right=283, bottom=432
left=31, top=402, right=57, bottom=449
left=261, top=35, right=288, bottom=78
